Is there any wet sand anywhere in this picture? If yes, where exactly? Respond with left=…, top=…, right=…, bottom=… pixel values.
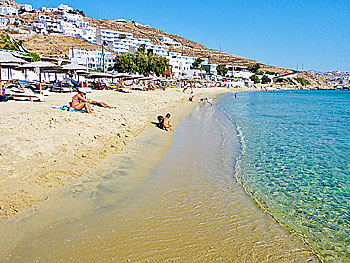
left=2, top=96, right=318, bottom=262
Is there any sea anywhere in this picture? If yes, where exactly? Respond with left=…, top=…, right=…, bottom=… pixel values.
left=218, top=90, right=350, bottom=262
left=2, top=90, right=349, bottom=262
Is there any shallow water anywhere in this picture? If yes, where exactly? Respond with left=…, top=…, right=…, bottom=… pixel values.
left=218, top=90, right=350, bottom=262
left=3, top=100, right=316, bottom=262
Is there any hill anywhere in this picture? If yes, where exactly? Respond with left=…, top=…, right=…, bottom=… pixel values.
left=2, top=8, right=330, bottom=88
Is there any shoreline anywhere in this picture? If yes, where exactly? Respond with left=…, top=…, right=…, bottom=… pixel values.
left=2, top=91, right=318, bottom=261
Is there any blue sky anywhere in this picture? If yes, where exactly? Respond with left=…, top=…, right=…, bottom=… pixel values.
left=20, top=0, right=350, bottom=72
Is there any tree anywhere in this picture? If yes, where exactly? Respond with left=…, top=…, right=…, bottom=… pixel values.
left=191, top=58, right=203, bottom=69
left=114, top=53, right=136, bottom=73
left=137, top=44, right=146, bottom=53
left=113, top=52, right=168, bottom=76
left=76, top=9, right=86, bottom=17
left=261, top=75, right=271, bottom=84
left=216, top=64, right=228, bottom=76
left=248, top=63, right=261, bottom=73
left=250, top=74, right=260, bottom=84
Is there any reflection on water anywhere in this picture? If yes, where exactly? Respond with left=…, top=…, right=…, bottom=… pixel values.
left=4, top=101, right=317, bottom=262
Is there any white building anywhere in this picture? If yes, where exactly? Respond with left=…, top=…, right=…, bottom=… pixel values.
left=58, top=4, right=73, bottom=13
left=0, top=6, right=18, bottom=15
left=69, top=48, right=116, bottom=71
left=96, top=28, right=133, bottom=45
left=44, top=20, right=62, bottom=33
left=0, top=17, right=8, bottom=29
left=78, top=26, right=96, bottom=43
left=60, top=20, right=81, bottom=36
left=201, top=63, right=218, bottom=76
left=166, top=52, right=208, bottom=78
left=20, top=4, right=33, bottom=12
left=160, top=36, right=181, bottom=47
left=31, top=22, right=46, bottom=33
left=38, top=15, right=51, bottom=23
left=62, top=13, right=82, bottom=23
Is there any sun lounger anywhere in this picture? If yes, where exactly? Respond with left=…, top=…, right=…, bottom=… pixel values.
left=4, top=88, right=44, bottom=102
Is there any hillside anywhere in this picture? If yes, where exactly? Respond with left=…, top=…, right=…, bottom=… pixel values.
left=10, top=33, right=106, bottom=59
left=2, top=7, right=330, bottom=87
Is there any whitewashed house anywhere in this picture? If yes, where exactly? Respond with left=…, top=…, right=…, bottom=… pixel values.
left=45, top=20, right=63, bottom=33
left=0, top=6, right=18, bottom=15
left=60, top=20, right=81, bottom=36
left=78, top=26, right=96, bottom=43
left=96, top=29, right=133, bottom=45
left=19, top=4, right=33, bottom=12
left=31, top=22, right=46, bottom=33
left=0, top=17, right=8, bottom=29
left=69, top=48, right=116, bottom=71
left=58, top=4, right=73, bottom=13
left=62, top=13, right=82, bottom=23
left=160, top=36, right=181, bottom=47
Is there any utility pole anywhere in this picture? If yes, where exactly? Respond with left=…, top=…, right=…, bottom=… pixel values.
left=101, top=41, right=105, bottom=72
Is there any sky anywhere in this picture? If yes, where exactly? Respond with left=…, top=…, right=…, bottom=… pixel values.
left=20, top=0, right=350, bottom=72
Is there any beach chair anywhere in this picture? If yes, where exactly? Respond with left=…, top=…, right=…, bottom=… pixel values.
left=5, top=87, right=44, bottom=102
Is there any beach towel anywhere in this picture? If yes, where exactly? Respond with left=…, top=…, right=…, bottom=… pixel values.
left=51, top=105, right=87, bottom=113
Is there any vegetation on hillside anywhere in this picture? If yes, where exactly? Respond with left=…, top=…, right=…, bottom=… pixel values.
left=261, top=75, right=271, bottom=84
left=294, top=77, right=311, bottom=86
left=248, top=63, right=261, bottom=73
left=22, top=53, right=41, bottom=62
left=250, top=74, right=260, bottom=84
left=0, top=34, right=20, bottom=51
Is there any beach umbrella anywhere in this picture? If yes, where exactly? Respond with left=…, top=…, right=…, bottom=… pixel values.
left=121, top=75, right=145, bottom=81
left=113, top=73, right=131, bottom=79
left=0, top=52, right=27, bottom=94
left=61, top=63, right=88, bottom=71
left=86, top=72, right=115, bottom=79
left=61, top=63, right=90, bottom=86
left=18, top=61, right=61, bottom=94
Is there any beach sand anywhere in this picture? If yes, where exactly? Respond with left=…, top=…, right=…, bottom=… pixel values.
left=0, top=91, right=318, bottom=262
left=0, top=88, right=228, bottom=219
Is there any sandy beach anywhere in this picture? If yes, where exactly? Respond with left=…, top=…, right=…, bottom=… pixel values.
left=0, top=87, right=230, bottom=219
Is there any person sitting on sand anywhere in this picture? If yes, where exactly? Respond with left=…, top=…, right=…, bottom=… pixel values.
left=163, top=113, right=172, bottom=131
left=157, top=115, right=164, bottom=129
left=71, top=89, right=93, bottom=113
left=189, top=95, right=194, bottom=102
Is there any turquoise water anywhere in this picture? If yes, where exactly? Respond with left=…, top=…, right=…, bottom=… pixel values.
left=218, top=90, right=350, bottom=262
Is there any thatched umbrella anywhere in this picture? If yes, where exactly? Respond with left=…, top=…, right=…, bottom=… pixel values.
left=0, top=52, right=27, bottom=94
left=61, top=63, right=90, bottom=87
left=18, top=61, right=62, bottom=94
